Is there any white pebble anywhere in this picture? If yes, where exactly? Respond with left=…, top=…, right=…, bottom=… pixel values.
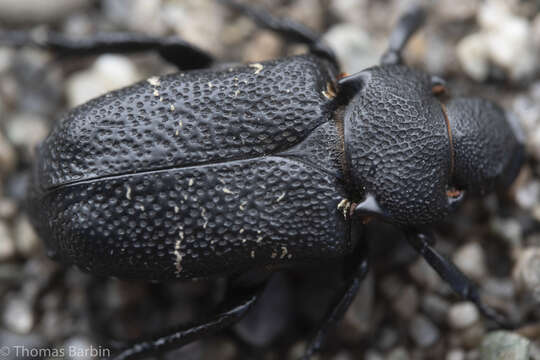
left=453, top=242, right=487, bottom=281
left=3, top=296, right=34, bottom=334
left=513, top=247, right=540, bottom=301
left=446, top=349, right=465, bottom=360
left=456, top=33, right=490, bottom=82
left=448, top=302, right=479, bottom=329
left=323, top=23, right=382, bottom=74
left=66, top=55, right=141, bottom=107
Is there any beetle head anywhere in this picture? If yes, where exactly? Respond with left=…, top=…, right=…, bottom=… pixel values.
left=445, top=97, right=525, bottom=196
left=338, top=65, right=524, bottom=226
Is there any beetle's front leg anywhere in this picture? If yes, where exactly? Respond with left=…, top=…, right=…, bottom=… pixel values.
left=0, top=30, right=213, bottom=71
left=404, top=228, right=513, bottom=328
left=110, top=281, right=267, bottom=360
left=301, top=227, right=370, bottom=360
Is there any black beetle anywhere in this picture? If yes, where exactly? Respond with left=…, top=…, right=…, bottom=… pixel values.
left=3, top=1, right=525, bottom=359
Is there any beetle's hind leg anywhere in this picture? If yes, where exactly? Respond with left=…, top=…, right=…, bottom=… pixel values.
left=301, top=227, right=370, bottom=359
left=218, top=0, right=337, bottom=65
left=0, top=30, right=213, bottom=71
left=110, top=281, right=267, bottom=360
left=404, top=228, right=514, bottom=328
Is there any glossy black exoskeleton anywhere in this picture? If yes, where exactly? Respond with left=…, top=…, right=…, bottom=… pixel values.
left=3, top=1, right=525, bottom=359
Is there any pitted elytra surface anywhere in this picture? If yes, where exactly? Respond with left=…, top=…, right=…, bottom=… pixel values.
left=37, top=157, right=348, bottom=280
left=36, top=54, right=337, bottom=190
left=344, top=65, right=451, bottom=224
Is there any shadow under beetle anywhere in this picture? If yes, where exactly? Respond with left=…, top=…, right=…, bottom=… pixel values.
left=3, top=0, right=525, bottom=359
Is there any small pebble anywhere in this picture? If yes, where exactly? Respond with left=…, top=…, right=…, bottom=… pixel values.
left=65, top=55, right=142, bottom=108
left=457, top=0, right=538, bottom=82
left=460, top=322, right=486, bottom=349
left=392, top=284, right=419, bottom=320
left=0, top=0, right=91, bottom=23
left=456, top=33, right=490, bottom=82
left=490, top=217, right=523, bottom=248
left=448, top=302, right=479, bottom=329
left=0, top=131, right=16, bottom=175
left=161, top=0, right=225, bottom=56
left=6, top=113, right=48, bottom=155
left=13, top=216, right=40, bottom=257
left=329, top=0, right=368, bottom=25
left=103, top=0, right=164, bottom=35
left=408, top=258, right=441, bottom=291
left=0, top=221, right=15, bottom=261
left=514, top=180, right=540, bottom=210
left=3, top=295, right=34, bottom=334
left=385, top=347, right=409, bottom=360
left=446, top=348, right=465, bottom=360
left=513, top=247, right=540, bottom=301
left=377, top=327, right=399, bottom=351
left=481, top=331, right=530, bottom=360
left=421, top=294, right=451, bottom=324
left=452, top=242, right=487, bottom=281
left=365, top=350, right=384, bottom=360
left=436, top=0, right=480, bottom=21
left=243, top=31, right=283, bottom=63
left=323, top=23, right=382, bottom=74
left=409, top=314, right=440, bottom=348
left=0, top=200, right=17, bottom=220
left=343, top=272, right=374, bottom=336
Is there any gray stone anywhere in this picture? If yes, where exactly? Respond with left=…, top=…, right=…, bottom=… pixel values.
left=0, top=131, right=16, bottom=176
left=392, top=285, right=419, bottom=320
left=3, top=295, right=34, bottom=334
left=6, top=113, right=48, bottom=156
left=0, top=200, right=17, bottom=220
left=0, top=0, right=91, bottom=24
left=456, top=33, right=490, bottom=82
left=65, top=55, right=142, bottom=108
left=481, top=331, right=530, bottom=360
left=421, top=294, right=451, bottom=324
left=409, top=314, right=440, bottom=348
left=409, top=258, right=441, bottom=291
left=513, top=247, right=540, bottom=301
left=515, top=179, right=540, bottom=210
left=242, top=31, right=283, bottom=63
left=323, top=23, right=382, bottom=74
left=490, top=217, right=523, bottom=248
left=0, top=221, right=15, bottom=261
left=385, top=347, right=410, bottom=360
left=13, top=216, right=40, bottom=257
left=446, top=348, right=466, bottom=360
left=161, top=0, right=226, bottom=56
left=103, top=0, right=164, bottom=35
left=343, top=271, right=374, bottom=335
left=329, top=0, right=369, bottom=24
left=448, top=302, right=479, bottom=329
left=452, top=242, right=487, bottom=281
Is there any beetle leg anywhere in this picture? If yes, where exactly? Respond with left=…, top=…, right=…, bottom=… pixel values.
left=301, top=229, right=370, bottom=359
left=110, top=282, right=266, bottom=360
left=404, top=228, right=514, bottom=328
left=380, top=5, right=426, bottom=65
left=0, top=30, right=213, bottom=71
left=218, top=0, right=337, bottom=66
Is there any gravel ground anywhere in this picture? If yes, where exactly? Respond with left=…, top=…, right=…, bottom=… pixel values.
left=0, top=0, right=540, bottom=359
